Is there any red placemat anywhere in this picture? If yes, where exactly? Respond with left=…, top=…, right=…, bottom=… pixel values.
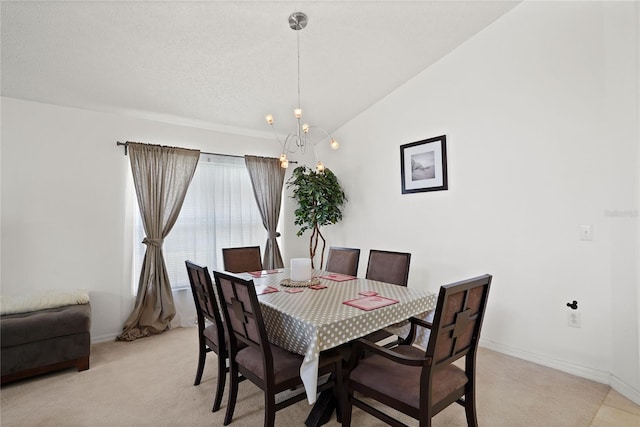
left=248, top=269, right=280, bottom=278
left=358, top=291, right=378, bottom=296
left=318, top=273, right=357, bottom=282
left=255, top=285, right=279, bottom=295
left=343, top=295, right=399, bottom=311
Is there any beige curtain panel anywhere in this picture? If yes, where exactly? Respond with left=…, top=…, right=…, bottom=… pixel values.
left=244, top=155, right=286, bottom=269
left=118, top=142, right=200, bottom=341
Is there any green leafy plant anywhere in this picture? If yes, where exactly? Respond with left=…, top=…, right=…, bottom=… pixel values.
left=287, top=165, right=347, bottom=268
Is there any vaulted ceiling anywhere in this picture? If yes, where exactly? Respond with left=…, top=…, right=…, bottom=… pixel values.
left=1, top=1, right=519, bottom=137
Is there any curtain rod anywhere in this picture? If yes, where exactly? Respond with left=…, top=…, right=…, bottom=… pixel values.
left=115, top=141, right=297, bottom=163
left=116, top=141, right=241, bottom=158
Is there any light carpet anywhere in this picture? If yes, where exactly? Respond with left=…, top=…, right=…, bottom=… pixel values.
left=0, top=327, right=612, bottom=426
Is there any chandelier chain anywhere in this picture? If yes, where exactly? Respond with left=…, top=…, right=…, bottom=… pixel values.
left=297, top=29, right=301, bottom=113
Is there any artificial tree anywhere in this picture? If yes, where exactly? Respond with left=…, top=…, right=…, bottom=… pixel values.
left=287, top=165, right=347, bottom=268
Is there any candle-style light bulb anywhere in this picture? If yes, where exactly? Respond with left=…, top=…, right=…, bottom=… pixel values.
left=302, top=124, right=310, bottom=133
left=265, top=114, right=274, bottom=125
left=330, top=139, right=339, bottom=150
left=316, top=161, right=325, bottom=173
left=294, top=108, right=302, bottom=118
left=279, top=153, right=289, bottom=169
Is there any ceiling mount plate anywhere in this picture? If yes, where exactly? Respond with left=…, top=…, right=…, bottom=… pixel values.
left=288, top=12, right=308, bottom=31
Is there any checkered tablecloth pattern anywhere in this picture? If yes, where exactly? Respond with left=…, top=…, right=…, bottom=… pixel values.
left=238, top=269, right=437, bottom=404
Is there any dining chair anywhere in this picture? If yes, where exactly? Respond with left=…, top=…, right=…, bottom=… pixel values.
left=363, top=249, right=412, bottom=346
left=222, top=246, right=263, bottom=273
left=185, top=260, right=229, bottom=413
left=365, top=249, right=411, bottom=286
left=213, top=270, right=344, bottom=427
left=325, top=246, right=360, bottom=277
left=342, top=274, right=492, bottom=427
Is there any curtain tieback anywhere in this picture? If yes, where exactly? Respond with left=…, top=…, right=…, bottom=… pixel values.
left=142, top=237, right=163, bottom=248
left=268, top=232, right=281, bottom=239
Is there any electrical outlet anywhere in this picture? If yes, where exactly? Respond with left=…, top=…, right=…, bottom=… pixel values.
left=567, top=311, right=582, bottom=328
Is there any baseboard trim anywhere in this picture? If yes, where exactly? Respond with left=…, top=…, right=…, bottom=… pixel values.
left=610, top=374, right=640, bottom=405
left=91, top=332, right=120, bottom=344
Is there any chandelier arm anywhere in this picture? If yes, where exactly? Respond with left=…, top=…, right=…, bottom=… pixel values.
left=283, top=133, right=301, bottom=154
left=269, top=125, right=285, bottom=148
left=304, top=125, right=334, bottom=144
left=311, top=143, right=320, bottom=163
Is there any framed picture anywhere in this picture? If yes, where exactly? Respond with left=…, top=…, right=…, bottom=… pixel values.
left=400, top=135, right=448, bottom=194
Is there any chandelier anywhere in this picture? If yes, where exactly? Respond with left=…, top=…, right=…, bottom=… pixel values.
left=265, top=12, right=339, bottom=172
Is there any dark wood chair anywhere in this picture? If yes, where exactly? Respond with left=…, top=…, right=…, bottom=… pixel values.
left=365, top=249, right=411, bottom=286
left=325, top=247, right=361, bottom=277
left=363, top=249, right=412, bottom=345
left=185, top=260, right=229, bottom=413
left=213, top=270, right=344, bottom=427
left=342, top=274, right=492, bottom=427
left=222, top=246, right=263, bottom=273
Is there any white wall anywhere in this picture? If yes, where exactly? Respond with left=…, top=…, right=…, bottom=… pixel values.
left=0, top=97, right=279, bottom=341
left=602, top=0, right=640, bottom=402
left=289, top=1, right=639, bottom=402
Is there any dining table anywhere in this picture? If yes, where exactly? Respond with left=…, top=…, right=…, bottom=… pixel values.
left=235, top=268, right=437, bottom=409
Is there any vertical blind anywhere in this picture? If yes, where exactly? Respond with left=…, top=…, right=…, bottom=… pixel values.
left=133, top=153, right=266, bottom=291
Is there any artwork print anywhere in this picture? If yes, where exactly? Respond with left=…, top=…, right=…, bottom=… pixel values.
left=400, top=135, right=448, bottom=194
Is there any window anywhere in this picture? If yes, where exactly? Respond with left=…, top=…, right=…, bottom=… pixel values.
left=133, top=153, right=266, bottom=291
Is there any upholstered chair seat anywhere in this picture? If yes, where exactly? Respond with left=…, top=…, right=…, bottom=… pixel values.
left=349, top=345, right=468, bottom=410
left=202, top=325, right=219, bottom=347
left=235, top=344, right=302, bottom=383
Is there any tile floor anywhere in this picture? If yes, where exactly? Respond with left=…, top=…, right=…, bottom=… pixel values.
left=590, top=389, right=640, bottom=426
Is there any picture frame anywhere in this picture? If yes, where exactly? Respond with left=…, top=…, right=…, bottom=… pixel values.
left=400, top=135, right=448, bottom=194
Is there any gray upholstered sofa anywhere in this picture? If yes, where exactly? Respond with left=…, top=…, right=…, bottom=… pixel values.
left=1, top=295, right=91, bottom=384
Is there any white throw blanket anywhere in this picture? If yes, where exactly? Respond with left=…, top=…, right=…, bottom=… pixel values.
left=0, top=289, right=90, bottom=316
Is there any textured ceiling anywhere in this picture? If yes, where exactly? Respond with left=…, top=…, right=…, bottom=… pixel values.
left=1, top=1, right=519, bottom=137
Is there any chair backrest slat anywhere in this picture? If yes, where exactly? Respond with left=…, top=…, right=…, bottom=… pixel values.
left=214, top=271, right=272, bottom=362
left=365, top=249, right=411, bottom=286
left=222, top=246, right=263, bottom=273
left=427, top=275, right=492, bottom=368
left=185, top=260, right=223, bottom=329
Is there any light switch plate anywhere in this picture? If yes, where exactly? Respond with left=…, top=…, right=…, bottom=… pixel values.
left=580, top=225, right=593, bottom=241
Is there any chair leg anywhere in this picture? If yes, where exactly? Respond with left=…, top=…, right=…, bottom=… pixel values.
left=223, top=363, right=239, bottom=426
left=194, top=339, right=206, bottom=386
left=465, top=389, right=478, bottom=427
left=264, top=393, right=276, bottom=427
left=341, top=387, right=352, bottom=427
left=333, top=361, right=344, bottom=423
left=212, top=353, right=227, bottom=412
